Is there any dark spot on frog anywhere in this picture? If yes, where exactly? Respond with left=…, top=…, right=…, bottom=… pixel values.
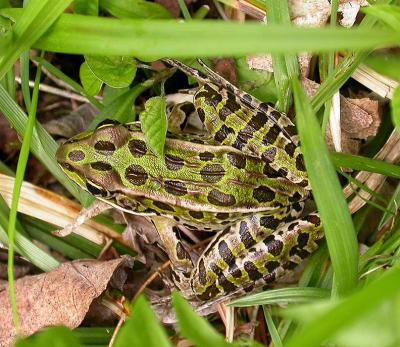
left=153, top=201, right=175, bottom=212
left=188, top=210, right=204, bottom=219
left=200, top=164, right=225, bottom=183
left=94, top=140, right=116, bottom=154
left=253, top=186, right=275, bottom=203
left=90, top=162, right=113, bottom=171
left=125, top=164, right=148, bottom=186
left=244, top=261, right=263, bottom=281
left=68, top=150, right=85, bottom=162
left=199, top=152, right=214, bottom=161
left=227, top=153, right=246, bottom=169
left=207, top=189, right=236, bottom=207
left=128, top=139, right=147, bottom=158
left=164, top=180, right=188, bottom=196
left=165, top=154, right=185, bottom=171
left=214, top=124, right=235, bottom=143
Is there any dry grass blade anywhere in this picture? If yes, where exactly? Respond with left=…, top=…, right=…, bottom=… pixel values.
left=343, top=130, right=400, bottom=213
left=0, top=174, right=125, bottom=246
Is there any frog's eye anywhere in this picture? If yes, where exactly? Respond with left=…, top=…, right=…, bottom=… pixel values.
left=92, top=124, right=131, bottom=154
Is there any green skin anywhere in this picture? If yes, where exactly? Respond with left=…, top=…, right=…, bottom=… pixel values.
left=56, top=65, right=323, bottom=301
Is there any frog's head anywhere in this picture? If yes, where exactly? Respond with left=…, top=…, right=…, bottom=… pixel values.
left=56, top=123, right=131, bottom=198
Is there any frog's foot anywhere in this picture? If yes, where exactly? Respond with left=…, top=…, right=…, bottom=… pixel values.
left=190, top=213, right=323, bottom=301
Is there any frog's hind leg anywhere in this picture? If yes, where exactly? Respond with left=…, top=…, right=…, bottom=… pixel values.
left=190, top=213, right=323, bottom=301
left=164, top=58, right=298, bottom=144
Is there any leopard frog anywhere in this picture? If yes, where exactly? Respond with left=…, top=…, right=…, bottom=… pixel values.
left=56, top=60, right=323, bottom=301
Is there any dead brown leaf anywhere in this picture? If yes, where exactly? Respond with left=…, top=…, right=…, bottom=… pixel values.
left=0, top=257, right=133, bottom=347
left=302, top=78, right=381, bottom=154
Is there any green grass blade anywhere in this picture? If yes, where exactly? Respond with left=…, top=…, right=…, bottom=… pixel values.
left=230, top=287, right=330, bottom=307
left=283, top=265, right=400, bottom=347
left=114, top=295, right=171, bottom=347
left=172, top=292, right=233, bottom=347
left=330, top=152, right=400, bottom=179
left=292, top=78, right=358, bottom=296
left=0, top=0, right=72, bottom=80
left=378, top=183, right=400, bottom=230
left=263, top=306, right=283, bottom=347
left=391, top=87, right=400, bottom=131
left=7, top=60, right=42, bottom=330
left=19, top=51, right=31, bottom=110
left=1, top=9, right=400, bottom=58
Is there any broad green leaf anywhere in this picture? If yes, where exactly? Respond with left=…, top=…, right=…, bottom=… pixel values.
left=100, top=0, right=172, bottom=19
left=230, top=287, right=330, bottom=307
left=73, top=0, right=99, bottom=15
left=283, top=266, right=400, bottom=347
left=0, top=0, right=73, bottom=80
left=292, top=78, right=358, bottom=296
left=79, top=61, right=103, bottom=96
left=114, top=295, right=171, bottom=347
left=391, top=87, right=400, bottom=130
left=140, top=96, right=167, bottom=158
left=1, top=9, right=399, bottom=59
left=85, top=55, right=137, bottom=88
left=15, top=327, right=82, bottom=347
left=172, top=292, right=234, bottom=347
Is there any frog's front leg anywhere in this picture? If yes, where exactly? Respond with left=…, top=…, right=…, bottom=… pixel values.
left=151, top=216, right=193, bottom=273
left=190, top=213, right=323, bottom=301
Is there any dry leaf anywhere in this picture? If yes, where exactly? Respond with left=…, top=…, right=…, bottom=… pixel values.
left=302, top=78, right=380, bottom=154
left=43, top=103, right=98, bottom=138
left=0, top=257, right=133, bottom=347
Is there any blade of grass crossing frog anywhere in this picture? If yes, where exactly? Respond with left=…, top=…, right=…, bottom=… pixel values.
left=292, top=77, right=358, bottom=296
left=0, top=0, right=73, bottom=80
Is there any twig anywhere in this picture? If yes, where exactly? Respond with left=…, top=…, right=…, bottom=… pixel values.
left=15, top=76, right=92, bottom=103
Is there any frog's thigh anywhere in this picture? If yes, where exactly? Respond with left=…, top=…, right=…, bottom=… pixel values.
left=151, top=216, right=193, bottom=272
left=190, top=213, right=323, bottom=301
